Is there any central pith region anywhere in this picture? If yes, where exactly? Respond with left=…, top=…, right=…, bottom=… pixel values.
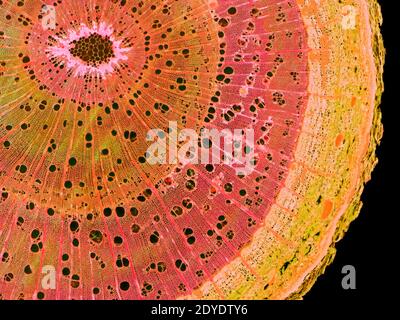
left=69, top=33, right=115, bottom=67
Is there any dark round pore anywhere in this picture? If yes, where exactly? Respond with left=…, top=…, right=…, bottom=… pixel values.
left=69, top=33, right=115, bottom=67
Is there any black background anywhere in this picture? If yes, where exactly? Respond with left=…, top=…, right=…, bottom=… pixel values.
left=305, top=0, right=397, bottom=302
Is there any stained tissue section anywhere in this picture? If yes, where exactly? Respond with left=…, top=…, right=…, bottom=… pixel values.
left=69, top=33, right=115, bottom=67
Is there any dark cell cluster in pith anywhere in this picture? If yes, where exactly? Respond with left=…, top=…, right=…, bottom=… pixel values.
left=69, top=33, right=115, bottom=67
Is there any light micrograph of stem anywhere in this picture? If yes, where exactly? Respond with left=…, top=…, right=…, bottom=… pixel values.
left=0, top=0, right=383, bottom=300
